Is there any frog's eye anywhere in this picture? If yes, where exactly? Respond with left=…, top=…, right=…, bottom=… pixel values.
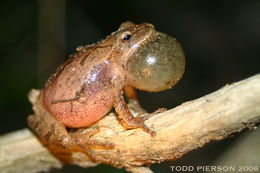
left=121, top=32, right=132, bottom=43
left=124, top=34, right=131, bottom=40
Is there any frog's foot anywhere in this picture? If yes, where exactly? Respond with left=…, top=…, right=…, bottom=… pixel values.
left=115, top=89, right=163, bottom=136
left=70, top=127, right=114, bottom=159
left=129, top=107, right=167, bottom=136
left=139, top=107, right=167, bottom=121
left=130, top=116, right=157, bottom=136
left=71, top=127, right=114, bottom=149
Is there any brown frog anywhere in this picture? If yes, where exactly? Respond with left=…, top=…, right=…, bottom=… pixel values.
left=28, top=21, right=185, bottom=152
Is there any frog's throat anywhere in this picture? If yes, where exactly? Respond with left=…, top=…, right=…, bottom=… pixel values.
left=127, top=31, right=159, bottom=61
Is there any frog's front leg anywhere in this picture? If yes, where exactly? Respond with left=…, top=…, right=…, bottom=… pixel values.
left=123, top=85, right=167, bottom=123
left=114, top=88, right=157, bottom=136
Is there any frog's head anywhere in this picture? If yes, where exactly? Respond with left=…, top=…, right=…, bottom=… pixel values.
left=111, top=21, right=156, bottom=58
left=107, top=21, right=185, bottom=92
left=121, top=23, right=186, bottom=92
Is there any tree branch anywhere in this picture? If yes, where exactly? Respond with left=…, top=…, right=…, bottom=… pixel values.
left=0, top=74, right=260, bottom=173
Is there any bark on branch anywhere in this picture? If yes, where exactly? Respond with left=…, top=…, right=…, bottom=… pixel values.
left=0, top=74, right=260, bottom=173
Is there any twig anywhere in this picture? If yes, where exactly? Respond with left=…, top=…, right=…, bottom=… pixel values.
left=0, top=74, right=260, bottom=173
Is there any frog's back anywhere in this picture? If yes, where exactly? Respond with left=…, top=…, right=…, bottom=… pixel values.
left=40, top=46, right=116, bottom=128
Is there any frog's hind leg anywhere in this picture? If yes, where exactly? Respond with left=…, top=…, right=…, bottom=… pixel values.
left=28, top=106, right=114, bottom=160
left=27, top=90, right=113, bottom=161
left=70, top=127, right=114, bottom=158
left=27, top=111, right=73, bottom=149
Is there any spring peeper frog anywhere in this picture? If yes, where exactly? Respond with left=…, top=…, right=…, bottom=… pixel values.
left=28, top=21, right=185, bottom=151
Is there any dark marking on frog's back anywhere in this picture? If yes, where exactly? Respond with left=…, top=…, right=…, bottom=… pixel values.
left=80, top=49, right=94, bottom=66
left=80, top=44, right=113, bottom=66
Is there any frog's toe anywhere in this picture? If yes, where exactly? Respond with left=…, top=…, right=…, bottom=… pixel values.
left=140, top=107, right=167, bottom=121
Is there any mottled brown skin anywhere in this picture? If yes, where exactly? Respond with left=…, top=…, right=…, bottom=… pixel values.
left=28, top=21, right=185, bottom=155
left=40, top=21, right=158, bottom=133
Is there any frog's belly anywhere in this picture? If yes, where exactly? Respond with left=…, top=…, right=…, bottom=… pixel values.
left=43, top=90, right=114, bottom=128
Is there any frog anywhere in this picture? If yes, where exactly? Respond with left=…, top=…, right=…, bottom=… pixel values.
left=27, top=21, right=185, bottom=153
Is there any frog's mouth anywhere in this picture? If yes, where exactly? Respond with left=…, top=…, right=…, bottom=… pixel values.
left=126, top=32, right=185, bottom=92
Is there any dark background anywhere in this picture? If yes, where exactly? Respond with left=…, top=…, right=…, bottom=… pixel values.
left=0, top=0, right=259, bottom=173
